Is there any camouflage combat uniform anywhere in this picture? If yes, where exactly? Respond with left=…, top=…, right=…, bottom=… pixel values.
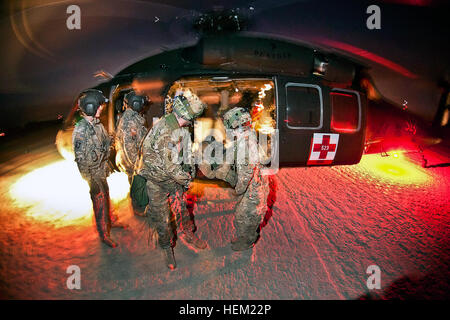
left=135, top=113, right=195, bottom=249
left=213, top=130, right=269, bottom=249
left=72, top=117, right=114, bottom=241
left=233, top=132, right=269, bottom=244
left=206, top=130, right=269, bottom=250
left=115, top=108, right=148, bottom=182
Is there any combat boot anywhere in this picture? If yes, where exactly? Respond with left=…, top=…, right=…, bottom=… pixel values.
left=230, top=224, right=250, bottom=244
left=102, top=236, right=119, bottom=248
left=112, top=221, right=128, bottom=228
left=231, top=236, right=256, bottom=251
left=163, top=247, right=176, bottom=270
left=231, top=226, right=259, bottom=251
left=111, top=214, right=128, bottom=229
left=181, top=230, right=208, bottom=250
left=93, top=192, right=118, bottom=248
left=132, top=199, right=148, bottom=217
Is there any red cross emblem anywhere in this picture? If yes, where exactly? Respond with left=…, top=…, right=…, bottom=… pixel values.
left=313, top=135, right=337, bottom=159
left=307, top=133, right=340, bottom=165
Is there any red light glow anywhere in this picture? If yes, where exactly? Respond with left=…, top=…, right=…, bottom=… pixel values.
left=316, top=39, right=418, bottom=79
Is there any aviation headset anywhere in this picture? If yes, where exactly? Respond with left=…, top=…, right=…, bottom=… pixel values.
left=78, top=89, right=108, bottom=116
left=124, top=91, right=147, bottom=112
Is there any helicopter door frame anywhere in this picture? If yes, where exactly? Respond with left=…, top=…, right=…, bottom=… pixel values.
left=107, top=84, right=119, bottom=134
left=284, top=82, right=324, bottom=130
left=329, top=87, right=363, bottom=133
left=275, top=76, right=326, bottom=165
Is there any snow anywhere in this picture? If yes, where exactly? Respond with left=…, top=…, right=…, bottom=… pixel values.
left=0, top=134, right=449, bottom=299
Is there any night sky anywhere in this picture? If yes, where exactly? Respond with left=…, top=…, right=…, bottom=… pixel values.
left=0, top=0, right=448, bottom=129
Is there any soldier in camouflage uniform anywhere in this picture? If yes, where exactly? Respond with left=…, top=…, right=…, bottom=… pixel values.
left=115, top=91, right=149, bottom=216
left=135, top=91, right=207, bottom=269
left=214, top=107, right=269, bottom=251
left=115, top=91, right=148, bottom=183
left=72, top=89, right=122, bottom=248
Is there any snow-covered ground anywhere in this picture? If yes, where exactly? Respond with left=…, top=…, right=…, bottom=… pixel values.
left=0, top=128, right=449, bottom=299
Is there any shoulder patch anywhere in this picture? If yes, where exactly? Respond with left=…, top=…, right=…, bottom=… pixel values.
left=75, top=118, right=87, bottom=127
left=74, top=139, right=83, bottom=151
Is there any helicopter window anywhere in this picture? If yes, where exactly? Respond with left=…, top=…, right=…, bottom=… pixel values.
left=285, top=83, right=322, bottom=129
left=165, top=77, right=277, bottom=143
left=330, top=89, right=361, bottom=133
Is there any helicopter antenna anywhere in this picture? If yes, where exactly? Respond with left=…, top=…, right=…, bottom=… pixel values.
left=193, top=8, right=252, bottom=35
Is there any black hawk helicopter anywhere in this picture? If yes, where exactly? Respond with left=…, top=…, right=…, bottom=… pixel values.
left=56, top=6, right=448, bottom=169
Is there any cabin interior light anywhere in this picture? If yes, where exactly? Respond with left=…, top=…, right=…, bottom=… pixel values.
left=210, top=76, right=231, bottom=82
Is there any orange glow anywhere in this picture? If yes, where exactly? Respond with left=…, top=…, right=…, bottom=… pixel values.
left=131, top=79, right=165, bottom=91
left=199, top=93, right=220, bottom=104
left=10, top=160, right=129, bottom=227
left=358, top=153, right=430, bottom=185
left=256, top=119, right=275, bottom=135
left=58, top=144, right=75, bottom=161
left=55, top=129, right=75, bottom=161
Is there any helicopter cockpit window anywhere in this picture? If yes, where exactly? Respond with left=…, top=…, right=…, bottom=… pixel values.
left=286, top=83, right=323, bottom=129
left=165, top=77, right=277, bottom=144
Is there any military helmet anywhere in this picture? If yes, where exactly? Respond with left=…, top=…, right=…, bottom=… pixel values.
left=223, top=107, right=252, bottom=129
left=124, top=91, right=147, bottom=112
left=78, top=89, right=108, bottom=116
left=172, top=91, right=206, bottom=121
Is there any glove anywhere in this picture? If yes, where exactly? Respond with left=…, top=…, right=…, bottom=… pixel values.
left=182, top=163, right=192, bottom=173
left=198, top=162, right=215, bottom=179
left=224, top=168, right=237, bottom=187
left=215, top=163, right=237, bottom=187
left=184, top=180, right=193, bottom=191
